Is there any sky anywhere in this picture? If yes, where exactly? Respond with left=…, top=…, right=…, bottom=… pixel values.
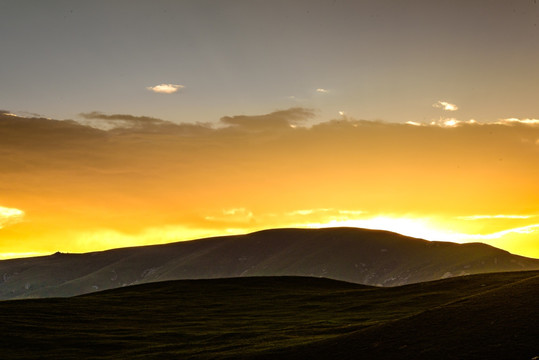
left=1, top=0, right=538, bottom=259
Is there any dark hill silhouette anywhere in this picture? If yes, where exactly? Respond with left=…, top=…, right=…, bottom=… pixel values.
left=0, top=271, right=537, bottom=359
left=1, top=227, right=538, bottom=300
left=249, top=272, right=539, bottom=360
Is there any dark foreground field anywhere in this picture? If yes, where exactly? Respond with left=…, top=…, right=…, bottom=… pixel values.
left=1, top=271, right=538, bottom=360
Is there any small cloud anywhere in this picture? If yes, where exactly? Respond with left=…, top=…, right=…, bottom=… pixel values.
left=204, top=208, right=254, bottom=224
left=316, top=88, right=329, bottom=94
left=338, top=111, right=345, bottom=116
left=146, top=83, right=184, bottom=94
left=0, top=206, right=24, bottom=229
left=433, top=101, right=458, bottom=111
left=286, top=209, right=333, bottom=216
left=406, top=121, right=422, bottom=126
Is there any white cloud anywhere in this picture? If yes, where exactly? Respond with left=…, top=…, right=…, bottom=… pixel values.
left=433, top=101, right=458, bottom=111
left=429, top=118, right=479, bottom=128
left=316, top=88, right=329, bottom=93
left=146, top=83, right=184, bottom=94
left=0, top=206, right=24, bottom=229
left=443, top=118, right=459, bottom=127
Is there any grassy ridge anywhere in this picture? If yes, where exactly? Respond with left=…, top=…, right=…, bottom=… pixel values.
left=0, top=271, right=538, bottom=359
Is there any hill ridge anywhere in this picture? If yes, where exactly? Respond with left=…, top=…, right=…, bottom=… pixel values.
left=1, top=227, right=538, bottom=300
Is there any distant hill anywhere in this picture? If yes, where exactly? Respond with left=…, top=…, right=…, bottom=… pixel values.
left=0, top=271, right=537, bottom=359
left=1, top=227, right=538, bottom=300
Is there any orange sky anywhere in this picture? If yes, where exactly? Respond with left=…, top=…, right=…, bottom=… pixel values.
left=1, top=109, right=538, bottom=259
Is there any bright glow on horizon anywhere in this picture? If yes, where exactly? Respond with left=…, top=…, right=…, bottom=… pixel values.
left=0, top=252, right=47, bottom=260
left=301, top=216, right=461, bottom=242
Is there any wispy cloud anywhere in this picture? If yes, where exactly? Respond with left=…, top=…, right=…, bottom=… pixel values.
left=316, top=88, right=329, bottom=93
left=457, top=214, right=534, bottom=220
left=0, top=206, right=24, bottom=229
left=433, top=101, right=458, bottom=111
left=286, top=209, right=333, bottom=216
left=497, top=118, right=539, bottom=125
left=146, top=83, right=184, bottom=94
left=462, top=224, right=539, bottom=240
left=79, top=111, right=210, bottom=133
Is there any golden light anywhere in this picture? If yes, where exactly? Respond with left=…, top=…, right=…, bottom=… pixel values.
left=301, top=216, right=460, bottom=242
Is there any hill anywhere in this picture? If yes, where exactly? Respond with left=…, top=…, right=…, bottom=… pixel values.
left=0, top=271, right=537, bottom=359
left=1, top=227, right=538, bottom=299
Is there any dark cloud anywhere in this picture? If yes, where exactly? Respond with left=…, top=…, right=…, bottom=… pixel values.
left=220, top=107, right=314, bottom=131
left=80, top=111, right=165, bottom=123
left=79, top=111, right=211, bottom=135
left=0, top=111, right=104, bottom=145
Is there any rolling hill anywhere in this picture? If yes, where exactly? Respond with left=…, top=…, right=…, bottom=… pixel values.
left=1, top=227, right=538, bottom=300
left=0, top=271, right=537, bottom=359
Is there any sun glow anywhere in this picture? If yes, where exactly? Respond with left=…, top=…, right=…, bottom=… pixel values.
left=292, top=213, right=539, bottom=257
left=302, top=216, right=460, bottom=242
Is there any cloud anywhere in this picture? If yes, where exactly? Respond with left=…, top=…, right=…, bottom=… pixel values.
left=316, top=88, right=329, bottom=93
left=220, top=107, right=314, bottom=131
left=0, top=110, right=19, bottom=117
left=80, top=111, right=165, bottom=124
left=433, top=101, right=458, bottom=111
left=462, top=224, right=539, bottom=240
left=457, top=215, right=534, bottom=220
left=79, top=111, right=210, bottom=134
left=0, top=206, right=24, bottom=229
left=1, top=109, right=538, bottom=256
left=498, top=118, right=539, bottom=125
left=406, top=121, right=421, bottom=126
left=146, top=83, right=184, bottom=94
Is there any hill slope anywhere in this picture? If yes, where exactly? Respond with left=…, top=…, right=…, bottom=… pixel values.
left=1, top=227, right=538, bottom=299
left=250, top=272, right=539, bottom=360
left=0, top=271, right=537, bottom=359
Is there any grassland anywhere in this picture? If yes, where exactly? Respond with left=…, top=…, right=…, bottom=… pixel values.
left=0, top=271, right=538, bottom=359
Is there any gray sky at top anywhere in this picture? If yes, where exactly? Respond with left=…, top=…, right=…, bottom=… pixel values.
left=1, top=0, right=538, bottom=124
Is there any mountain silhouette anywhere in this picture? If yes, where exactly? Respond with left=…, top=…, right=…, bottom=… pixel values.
left=1, top=227, right=538, bottom=300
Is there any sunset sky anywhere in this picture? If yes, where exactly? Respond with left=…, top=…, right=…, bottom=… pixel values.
left=1, top=0, right=538, bottom=259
